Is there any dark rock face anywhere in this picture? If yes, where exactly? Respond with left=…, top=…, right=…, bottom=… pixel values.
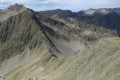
left=0, top=76, right=5, bottom=80
left=40, top=9, right=77, bottom=18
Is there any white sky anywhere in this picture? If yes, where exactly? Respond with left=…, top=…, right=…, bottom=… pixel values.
left=0, top=0, right=120, bottom=11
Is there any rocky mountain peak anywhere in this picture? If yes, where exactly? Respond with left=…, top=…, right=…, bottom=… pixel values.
left=6, top=3, right=26, bottom=11
left=0, top=4, right=27, bottom=22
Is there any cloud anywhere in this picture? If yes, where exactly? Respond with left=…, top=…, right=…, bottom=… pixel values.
left=0, top=0, right=120, bottom=11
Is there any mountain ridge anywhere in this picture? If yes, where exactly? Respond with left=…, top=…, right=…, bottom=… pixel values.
left=40, top=8, right=120, bottom=35
left=40, top=8, right=120, bottom=17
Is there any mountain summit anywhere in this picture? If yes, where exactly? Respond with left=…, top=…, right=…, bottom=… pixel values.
left=7, top=3, right=26, bottom=10
left=0, top=4, right=26, bottom=22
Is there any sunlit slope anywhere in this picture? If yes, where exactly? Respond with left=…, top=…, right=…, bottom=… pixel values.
left=5, top=37, right=120, bottom=80
left=0, top=4, right=26, bottom=22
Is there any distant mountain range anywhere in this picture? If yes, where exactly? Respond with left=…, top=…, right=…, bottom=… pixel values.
left=79, top=8, right=120, bottom=16
left=40, top=8, right=120, bottom=35
left=40, top=8, right=120, bottom=17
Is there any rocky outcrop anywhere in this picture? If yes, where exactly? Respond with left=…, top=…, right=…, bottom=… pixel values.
left=28, top=77, right=39, bottom=80
left=0, top=4, right=26, bottom=22
left=0, top=76, right=5, bottom=80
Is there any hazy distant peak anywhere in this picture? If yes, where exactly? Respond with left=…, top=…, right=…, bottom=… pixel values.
left=80, top=8, right=120, bottom=16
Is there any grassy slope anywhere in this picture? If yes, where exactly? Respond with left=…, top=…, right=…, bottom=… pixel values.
left=4, top=37, right=120, bottom=80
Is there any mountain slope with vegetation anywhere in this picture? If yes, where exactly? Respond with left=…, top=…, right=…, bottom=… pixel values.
left=4, top=38, right=120, bottom=80
left=0, top=4, right=120, bottom=80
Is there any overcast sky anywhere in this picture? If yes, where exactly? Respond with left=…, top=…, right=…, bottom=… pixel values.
left=0, top=0, right=120, bottom=11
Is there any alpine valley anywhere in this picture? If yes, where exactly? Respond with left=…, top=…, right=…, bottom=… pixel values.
left=0, top=4, right=120, bottom=80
